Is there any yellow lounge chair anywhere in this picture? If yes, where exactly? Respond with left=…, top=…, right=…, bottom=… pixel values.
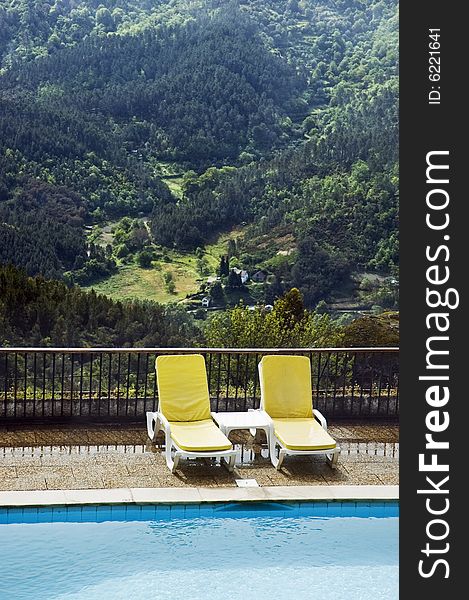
left=146, top=354, right=237, bottom=472
left=258, top=355, right=340, bottom=470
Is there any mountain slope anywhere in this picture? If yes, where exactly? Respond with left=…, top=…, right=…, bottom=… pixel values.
left=0, top=0, right=398, bottom=307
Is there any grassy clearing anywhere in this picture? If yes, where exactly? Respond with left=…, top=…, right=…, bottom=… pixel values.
left=153, top=160, right=186, bottom=199
left=82, top=224, right=250, bottom=304
left=163, top=176, right=184, bottom=199
left=82, top=262, right=200, bottom=304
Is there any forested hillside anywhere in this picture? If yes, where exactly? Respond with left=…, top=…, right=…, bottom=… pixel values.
left=0, top=0, right=398, bottom=309
left=0, top=264, right=200, bottom=346
left=0, top=264, right=398, bottom=347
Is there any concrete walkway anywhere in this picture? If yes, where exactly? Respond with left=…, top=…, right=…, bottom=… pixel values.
left=0, top=485, right=399, bottom=508
left=0, top=422, right=398, bottom=492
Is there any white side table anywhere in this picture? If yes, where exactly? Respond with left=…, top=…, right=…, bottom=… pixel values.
left=212, top=409, right=272, bottom=442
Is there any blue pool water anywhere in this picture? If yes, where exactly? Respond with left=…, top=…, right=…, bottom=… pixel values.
left=0, top=503, right=398, bottom=600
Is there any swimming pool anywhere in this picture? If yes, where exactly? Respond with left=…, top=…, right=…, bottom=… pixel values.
left=0, top=502, right=398, bottom=600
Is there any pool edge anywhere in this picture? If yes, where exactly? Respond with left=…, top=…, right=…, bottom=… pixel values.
left=0, top=485, right=398, bottom=508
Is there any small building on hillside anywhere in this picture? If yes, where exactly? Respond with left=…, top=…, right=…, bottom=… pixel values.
left=201, top=297, right=211, bottom=308
left=232, top=268, right=249, bottom=284
left=251, top=270, right=267, bottom=283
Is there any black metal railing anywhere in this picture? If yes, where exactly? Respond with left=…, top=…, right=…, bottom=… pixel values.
left=0, top=347, right=399, bottom=422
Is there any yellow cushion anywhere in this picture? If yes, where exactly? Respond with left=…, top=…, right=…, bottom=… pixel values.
left=273, top=418, right=336, bottom=451
left=170, top=419, right=232, bottom=452
left=156, top=354, right=211, bottom=422
left=260, top=355, right=313, bottom=419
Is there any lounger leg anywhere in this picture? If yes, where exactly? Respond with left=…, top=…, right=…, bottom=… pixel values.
left=165, top=446, right=182, bottom=473
left=268, top=428, right=280, bottom=469
left=326, top=447, right=340, bottom=469
left=269, top=437, right=279, bottom=468
left=224, top=453, right=236, bottom=472
left=172, top=452, right=181, bottom=473
left=162, top=425, right=181, bottom=472
left=222, top=453, right=236, bottom=472
left=146, top=412, right=159, bottom=440
left=276, top=448, right=286, bottom=470
left=270, top=440, right=286, bottom=470
left=165, top=439, right=175, bottom=472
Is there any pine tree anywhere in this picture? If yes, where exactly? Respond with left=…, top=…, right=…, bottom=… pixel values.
left=219, top=256, right=229, bottom=277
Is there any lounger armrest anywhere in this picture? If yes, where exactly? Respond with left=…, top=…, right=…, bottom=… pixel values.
left=313, top=408, right=328, bottom=430
left=146, top=411, right=160, bottom=440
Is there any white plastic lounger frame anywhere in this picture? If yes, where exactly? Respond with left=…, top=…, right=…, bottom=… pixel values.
left=266, top=410, right=340, bottom=471
left=146, top=411, right=237, bottom=473
left=258, top=363, right=340, bottom=471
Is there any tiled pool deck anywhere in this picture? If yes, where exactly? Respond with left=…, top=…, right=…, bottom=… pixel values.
left=0, top=422, right=398, bottom=492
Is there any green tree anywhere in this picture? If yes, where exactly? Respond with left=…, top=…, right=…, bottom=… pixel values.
left=115, top=244, right=130, bottom=258
left=271, top=288, right=306, bottom=329
left=227, top=239, right=237, bottom=258
left=227, top=269, right=242, bottom=289
left=95, top=7, right=115, bottom=32
left=206, top=289, right=343, bottom=349
left=219, top=256, right=229, bottom=277
left=163, top=271, right=175, bottom=294
left=210, top=281, right=225, bottom=304
left=342, top=313, right=399, bottom=347
left=196, top=257, right=210, bottom=276
left=138, top=250, right=153, bottom=269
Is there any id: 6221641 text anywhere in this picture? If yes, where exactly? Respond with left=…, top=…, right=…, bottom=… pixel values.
left=428, top=29, right=441, bottom=105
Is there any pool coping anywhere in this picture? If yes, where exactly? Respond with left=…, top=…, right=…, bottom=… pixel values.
left=0, top=485, right=398, bottom=507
